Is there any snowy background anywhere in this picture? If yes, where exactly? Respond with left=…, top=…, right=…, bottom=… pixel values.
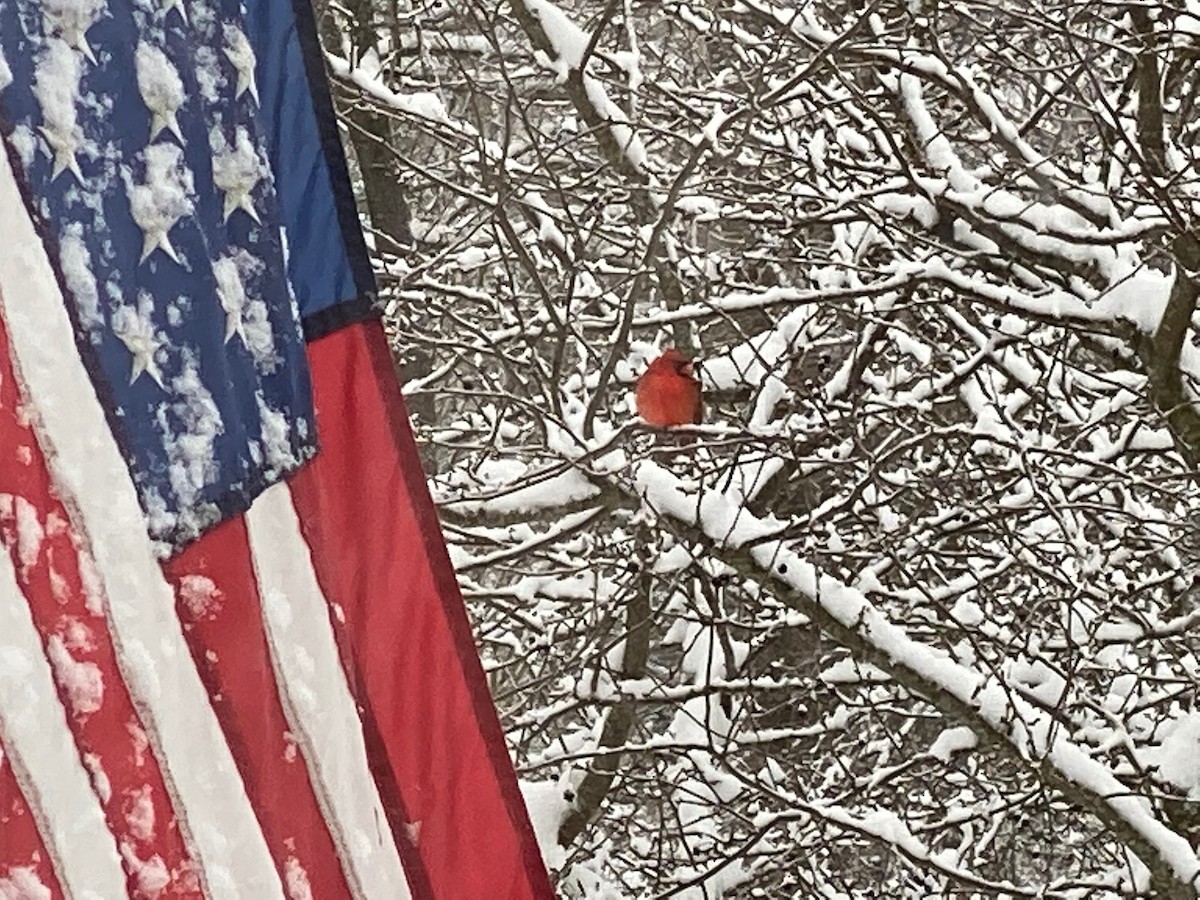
left=320, top=0, right=1200, bottom=896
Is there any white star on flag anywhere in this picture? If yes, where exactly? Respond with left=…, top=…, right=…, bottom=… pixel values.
left=212, top=128, right=265, bottom=223
left=136, top=44, right=186, bottom=143
left=160, top=0, right=187, bottom=23
left=33, top=39, right=85, bottom=182
left=128, top=144, right=195, bottom=264
left=112, top=300, right=166, bottom=388
left=223, top=26, right=258, bottom=104
left=42, top=0, right=106, bottom=64
left=40, top=124, right=84, bottom=182
left=212, top=256, right=248, bottom=344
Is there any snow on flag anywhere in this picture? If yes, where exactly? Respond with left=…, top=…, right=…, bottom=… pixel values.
left=0, top=2, right=553, bottom=899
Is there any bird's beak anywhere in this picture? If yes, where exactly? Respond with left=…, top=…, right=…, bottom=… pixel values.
left=681, top=362, right=696, bottom=378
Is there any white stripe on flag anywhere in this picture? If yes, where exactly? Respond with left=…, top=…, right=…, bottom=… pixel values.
left=246, top=484, right=412, bottom=900
left=0, top=147, right=285, bottom=899
left=0, top=546, right=128, bottom=898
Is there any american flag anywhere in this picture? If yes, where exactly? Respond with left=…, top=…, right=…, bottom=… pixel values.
left=0, top=1, right=553, bottom=898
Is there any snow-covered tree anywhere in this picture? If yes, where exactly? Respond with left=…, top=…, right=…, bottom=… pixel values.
left=322, top=0, right=1200, bottom=895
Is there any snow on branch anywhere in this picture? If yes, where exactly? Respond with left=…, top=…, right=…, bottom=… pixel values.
left=636, top=460, right=1200, bottom=892
left=514, top=0, right=649, bottom=174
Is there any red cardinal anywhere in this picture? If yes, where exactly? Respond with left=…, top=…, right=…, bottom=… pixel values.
left=635, top=349, right=703, bottom=426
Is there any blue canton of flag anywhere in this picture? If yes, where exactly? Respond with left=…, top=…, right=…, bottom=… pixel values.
left=0, top=0, right=316, bottom=551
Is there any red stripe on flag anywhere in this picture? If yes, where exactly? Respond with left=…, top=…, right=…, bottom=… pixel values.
left=289, top=320, right=555, bottom=900
left=163, top=517, right=355, bottom=898
left=0, top=310, right=199, bottom=898
left=0, top=746, right=63, bottom=899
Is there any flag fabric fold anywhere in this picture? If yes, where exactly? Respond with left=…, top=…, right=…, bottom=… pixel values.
left=0, top=2, right=554, bottom=898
